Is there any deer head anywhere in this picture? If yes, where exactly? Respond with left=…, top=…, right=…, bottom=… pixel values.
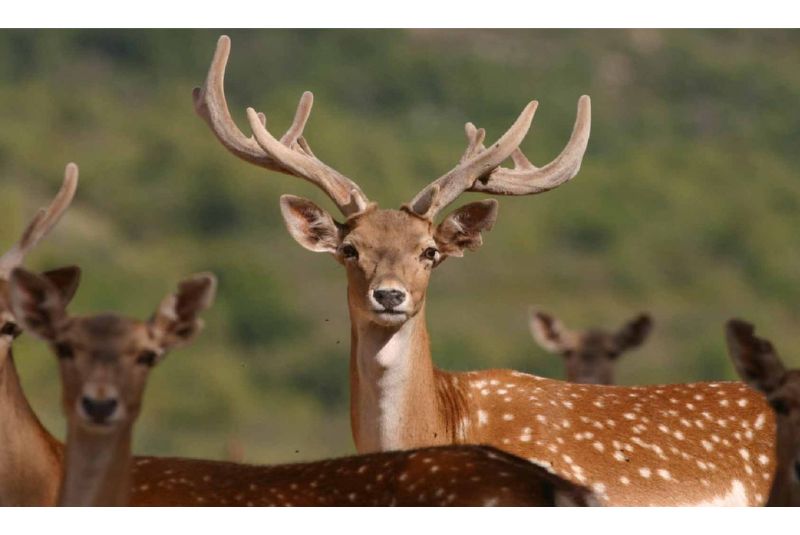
left=725, top=319, right=800, bottom=506
left=8, top=269, right=217, bottom=433
left=0, top=163, right=80, bottom=364
left=193, top=35, right=590, bottom=329
left=529, top=309, right=653, bottom=385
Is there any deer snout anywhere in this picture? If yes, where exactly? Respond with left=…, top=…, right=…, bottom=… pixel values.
left=77, top=383, right=123, bottom=425
left=371, top=288, right=407, bottom=310
left=81, top=396, right=118, bottom=424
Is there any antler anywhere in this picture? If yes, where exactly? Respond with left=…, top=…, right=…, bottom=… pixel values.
left=193, top=35, right=371, bottom=217
left=0, top=163, right=79, bottom=279
left=408, top=95, right=591, bottom=220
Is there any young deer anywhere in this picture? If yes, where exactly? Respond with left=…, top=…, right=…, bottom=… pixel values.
left=529, top=308, right=653, bottom=385
left=0, top=164, right=79, bottom=505
left=194, top=35, right=776, bottom=505
left=9, top=268, right=218, bottom=505
left=9, top=267, right=597, bottom=506
left=725, top=319, right=800, bottom=506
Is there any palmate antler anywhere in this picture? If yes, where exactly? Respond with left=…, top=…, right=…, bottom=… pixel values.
left=407, top=95, right=591, bottom=220
left=0, top=163, right=79, bottom=279
left=192, top=35, right=371, bottom=217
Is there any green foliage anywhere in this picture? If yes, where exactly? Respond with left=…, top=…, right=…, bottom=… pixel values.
left=2, top=29, right=800, bottom=463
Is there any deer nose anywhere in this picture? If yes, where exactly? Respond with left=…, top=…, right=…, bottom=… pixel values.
left=81, top=396, right=118, bottom=424
left=372, top=288, right=406, bottom=309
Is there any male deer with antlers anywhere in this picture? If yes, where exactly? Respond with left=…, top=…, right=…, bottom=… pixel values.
left=0, top=164, right=79, bottom=505
left=529, top=308, right=653, bottom=385
left=8, top=267, right=597, bottom=506
left=195, top=36, right=777, bottom=505
left=725, top=319, right=800, bottom=506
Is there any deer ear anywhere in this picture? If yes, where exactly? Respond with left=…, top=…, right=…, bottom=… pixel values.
left=8, top=267, right=69, bottom=341
left=725, top=319, right=786, bottom=395
left=612, top=313, right=653, bottom=356
left=41, top=266, right=82, bottom=305
left=150, top=273, right=217, bottom=352
left=529, top=308, right=573, bottom=353
left=279, top=195, right=342, bottom=254
left=434, top=200, right=498, bottom=259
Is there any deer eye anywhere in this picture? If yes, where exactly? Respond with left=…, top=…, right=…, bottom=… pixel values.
left=341, top=244, right=359, bottom=260
left=136, top=350, right=158, bottom=367
left=421, top=247, right=439, bottom=262
left=0, top=321, right=21, bottom=338
left=55, top=343, right=74, bottom=360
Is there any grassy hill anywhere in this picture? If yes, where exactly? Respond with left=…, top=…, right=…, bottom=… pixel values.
left=1, top=29, right=799, bottom=462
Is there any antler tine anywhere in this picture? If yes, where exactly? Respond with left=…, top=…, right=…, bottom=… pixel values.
left=407, top=100, right=538, bottom=219
left=469, top=95, right=591, bottom=196
left=0, top=163, right=79, bottom=278
left=194, top=35, right=370, bottom=217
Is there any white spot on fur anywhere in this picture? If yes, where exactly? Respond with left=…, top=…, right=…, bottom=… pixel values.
left=737, top=398, right=748, bottom=407
left=757, top=454, right=769, bottom=466
left=657, top=469, right=672, bottom=480
left=477, top=410, right=488, bottom=426
left=639, top=467, right=651, bottom=478
left=502, top=413, right=514, bottom=421
left=754, top=413, right=766, bottom=430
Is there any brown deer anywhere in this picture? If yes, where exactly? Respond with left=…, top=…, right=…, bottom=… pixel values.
left=0, top=163, right=79, bottom=505
left=529, top=308, right=653, bottom=385
left=725, top=319, right=800, bottom=506
left=9, top=267, right=597, bottom=506
left=194, top=35, right=776, bottom=505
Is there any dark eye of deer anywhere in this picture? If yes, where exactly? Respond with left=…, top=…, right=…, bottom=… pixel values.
left=341, top=244, right=358, bottom=260
left=0, top=321, right=21, bottom=338
left=55, top=343, right=74, bottom=360
left=422, top=247, right=438, bottom=261
left=136, top=350, right=157, bottom=367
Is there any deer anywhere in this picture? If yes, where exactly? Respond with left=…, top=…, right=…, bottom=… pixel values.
left=725, top=319, right=800, bottom=506
left=528, top=308, right=653, bottom=385
left=0, top=163, right=80, bottom=506
left=193, top=35, right=781, bottom=506
left=8, top=267, right=597, bottom=506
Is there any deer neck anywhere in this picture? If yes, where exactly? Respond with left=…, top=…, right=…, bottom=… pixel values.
left=59, top=421, right=132, bottom=506
left=349, top=301, right=458, bottom=453
left=0, top=344, right=63, bottom=505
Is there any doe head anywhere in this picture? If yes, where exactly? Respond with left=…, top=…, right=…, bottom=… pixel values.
left=8, top=268, right=217, bottom=433
left=529, top=308, right=653, bottom=385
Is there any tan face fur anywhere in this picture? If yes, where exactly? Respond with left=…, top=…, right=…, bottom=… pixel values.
left=530, top=310, right=653, bottom=385
left=726, top=319, right=800, bottom=506
left=8, top=268, right=216, bottom=434
left=280, top=195, right=498, bottom=328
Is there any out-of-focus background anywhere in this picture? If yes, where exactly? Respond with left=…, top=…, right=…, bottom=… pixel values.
left=1, top=29, right=799, bottom=463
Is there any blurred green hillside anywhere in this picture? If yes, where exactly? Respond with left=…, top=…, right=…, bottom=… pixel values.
left=1, top=29, right=799, bottom=463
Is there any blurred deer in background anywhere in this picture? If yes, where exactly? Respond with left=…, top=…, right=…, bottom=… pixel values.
left=8, top=267, right=596, bottom=506
left=0, top=164, right=79, bottom=505
left=9, top=269, right=218, bottom=505
left=194, top=35, right=778, bottom=505
left=725, top=319, right=800, bottom=506
left=529, top=308, right=653, bottom=385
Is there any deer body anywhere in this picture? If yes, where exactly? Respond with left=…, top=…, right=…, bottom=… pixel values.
left=0, top=346, right=63, bottom=505
left=349, top=298, right=776, bottom=505
left=194, top=36, right=777, bottom=506
left=128, top=446, right=597, bottom=506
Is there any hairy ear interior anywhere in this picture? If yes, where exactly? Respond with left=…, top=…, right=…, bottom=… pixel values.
left=529, top=308, right=572, bottom=354
left=434, top=199, right=498, bottom=259
left=725, top=319, right=786, bottom=395
left=41, top=265, right=82, bottom=305
left=613, top=313, right=653, bottom=355
left=150, top=273, right=217, bottom=352
left=279, top=194, right=341, bottom=254
left=8, top=267, right=69, bottom=340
